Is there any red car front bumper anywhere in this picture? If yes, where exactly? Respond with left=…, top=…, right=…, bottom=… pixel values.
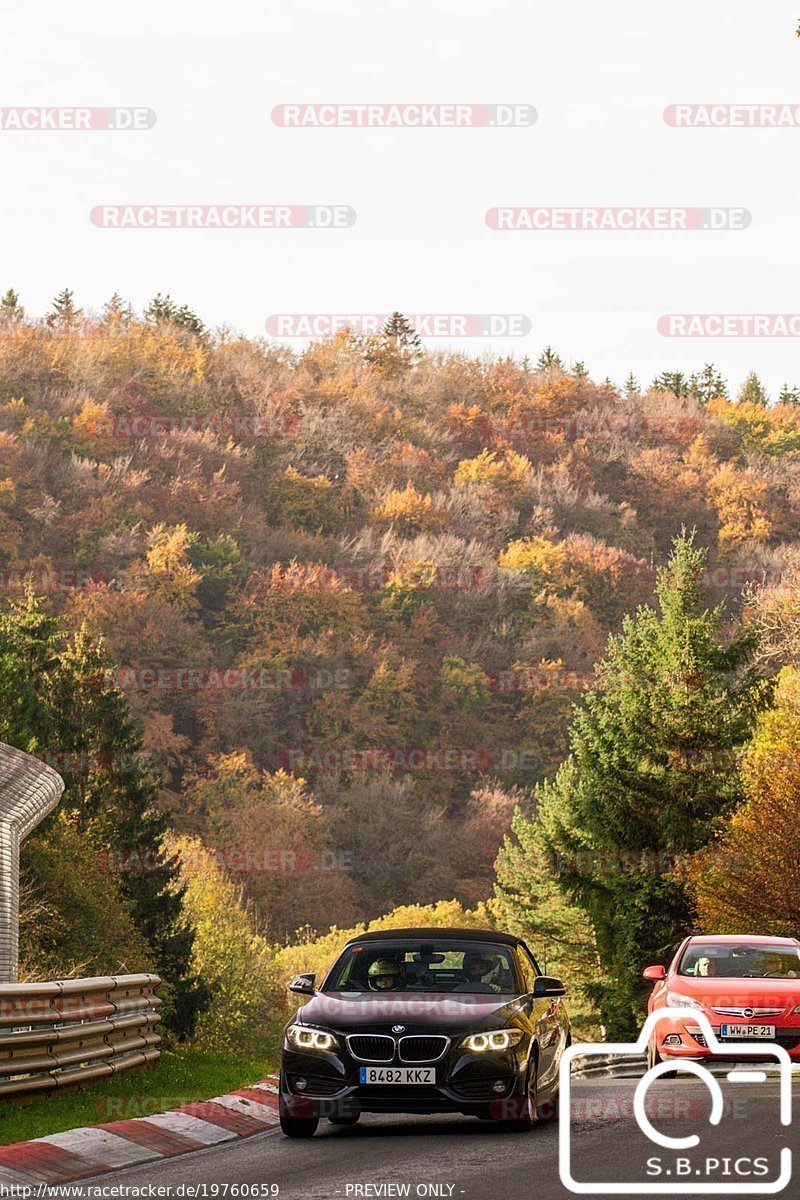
left=653, top=1015, right=800, bottom=1061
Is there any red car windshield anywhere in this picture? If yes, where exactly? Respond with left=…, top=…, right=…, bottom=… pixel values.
left=678, top=943, right=800, bottom=979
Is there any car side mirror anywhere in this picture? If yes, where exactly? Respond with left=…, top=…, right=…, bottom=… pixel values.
left=533, top=975, right=566, bottom=998
left=643, top=965, right=666, bottom=981
left=289, top=972, right=317, bottom=995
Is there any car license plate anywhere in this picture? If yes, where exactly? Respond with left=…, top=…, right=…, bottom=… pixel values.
left=359, top=1066, right=435, bottom=1085
left=720, top=1024, right=776, bottom=1039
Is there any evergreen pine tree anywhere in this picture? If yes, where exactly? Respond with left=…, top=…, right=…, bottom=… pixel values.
left=46, top=288, right=82, bottom=327
left=364, top=312, right=422, bottom=375
left=624, top=372, right=639, bottom=395
left=530, top=533, right=761, bottom=1034
left=0, top=289, right=24, bottom=325
left=0, top=593, right=206, bottom=1035
left=102, top=293, right=133, bottom=329
left=537, top=345, right=562, bottom=369
left=144, top=293, right=205, bottom=336
left=737, top=372, right=768, bottom=406
left=689, top=363, right=728, bottom=405
left=778, top=383, right=800, bottom=405
left=381, top=311, right=421, bottom=352
left=571, top=361, right=589, bottom=379
left=493, top=776, right=600, bottom=1030
left=652, top=371, right=690, bottom=398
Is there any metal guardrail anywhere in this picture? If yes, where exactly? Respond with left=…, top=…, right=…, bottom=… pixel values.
left=0, top=974, right=162, bottom=1098
left=0, top=744, right=64, bottom=983
left=571, top=1051, right=800, bottom=1079
left=571, top=1052, right=646, bottom=1078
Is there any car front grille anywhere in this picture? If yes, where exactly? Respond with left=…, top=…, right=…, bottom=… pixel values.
left=347, top=1034, right=395, bottom=1062
left=711, top=1006, right=785, bottom=1018
left=399, top=1035, right=449, bottom=1062
left=346, top=1033, right=450, bottom=1062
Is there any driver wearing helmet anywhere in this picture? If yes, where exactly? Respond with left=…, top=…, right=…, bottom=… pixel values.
left=367, top=957, right=407, bottom=991
left=459, top=950, right=501, bottom=993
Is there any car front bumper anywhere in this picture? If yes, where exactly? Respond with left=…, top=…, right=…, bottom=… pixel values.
left=654, top=1016, right=800, bottom=1061
left=280, top=1042, right=530, bottom=1118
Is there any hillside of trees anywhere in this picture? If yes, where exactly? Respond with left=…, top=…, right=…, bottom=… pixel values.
left=3, top=293, right=800, bottom=1038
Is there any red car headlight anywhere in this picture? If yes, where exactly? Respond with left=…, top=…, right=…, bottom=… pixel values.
left=665, top=992, right=704, bottom=1011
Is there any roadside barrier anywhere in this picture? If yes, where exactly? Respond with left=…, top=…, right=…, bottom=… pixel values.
left=0, top=974, right=161, bottom=1098
left=570, top=1051, right=796, bottom=1078
left=571, top=1052, right=646, bottom=1078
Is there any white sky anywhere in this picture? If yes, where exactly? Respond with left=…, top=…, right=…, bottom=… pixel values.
left=1, top=0, right=799, bottom=394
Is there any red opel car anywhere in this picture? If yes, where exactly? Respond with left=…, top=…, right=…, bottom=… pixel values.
left=644, top=934, right=800, bottom=1070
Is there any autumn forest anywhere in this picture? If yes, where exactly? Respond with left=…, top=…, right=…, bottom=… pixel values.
left=3, top=293, right=800, bottom=1043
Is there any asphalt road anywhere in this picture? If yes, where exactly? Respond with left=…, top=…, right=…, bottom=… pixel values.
left=54, top=1075, right=798, bottom=1200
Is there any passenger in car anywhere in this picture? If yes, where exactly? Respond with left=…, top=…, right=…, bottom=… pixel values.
left=695, top=956, right=721, bottom=977
left=452, top=951, right=502, bottom=993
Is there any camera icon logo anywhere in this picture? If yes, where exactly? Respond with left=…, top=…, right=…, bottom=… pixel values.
left=559, top=1008, right=792, bottom=1194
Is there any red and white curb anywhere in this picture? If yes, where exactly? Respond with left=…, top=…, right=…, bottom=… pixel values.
left=0, top=1078, right=280, bottom=1185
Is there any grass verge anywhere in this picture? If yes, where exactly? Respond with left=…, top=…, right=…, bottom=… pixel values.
left=0, top=1039, right=280, bottom=1147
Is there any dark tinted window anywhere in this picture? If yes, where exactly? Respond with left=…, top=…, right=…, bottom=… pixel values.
left=322, top=940, right=521, bottom=994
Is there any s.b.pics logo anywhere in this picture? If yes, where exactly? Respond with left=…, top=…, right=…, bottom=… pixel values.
left=559, top=1010, right=792, bottom=1194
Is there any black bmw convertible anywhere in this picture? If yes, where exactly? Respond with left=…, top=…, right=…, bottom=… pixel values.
left=279, top=926, right=570, bottom=1137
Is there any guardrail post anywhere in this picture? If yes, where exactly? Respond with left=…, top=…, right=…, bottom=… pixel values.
left=0, top=745, right=64, bottom=983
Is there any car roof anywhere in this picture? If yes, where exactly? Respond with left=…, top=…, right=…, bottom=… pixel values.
left=343, top=927, right=524, bottom=948
left=686, top=935, right=800, bottom=947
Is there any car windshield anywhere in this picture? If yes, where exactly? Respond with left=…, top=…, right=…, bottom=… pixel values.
left=322, top=940, right=521, bottom=994
left=678, top=943, right=800, bottom=979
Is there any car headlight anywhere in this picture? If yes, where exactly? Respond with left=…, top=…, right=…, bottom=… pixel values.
left=666, top=992, right=704, bottom=1011
left=286, top=1024, right=339, bottom=1052
left=462, top=1029, right=524, bottom=1053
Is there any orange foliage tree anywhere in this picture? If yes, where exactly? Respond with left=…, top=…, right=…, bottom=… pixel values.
left=684, top=668, right=800, bottom=933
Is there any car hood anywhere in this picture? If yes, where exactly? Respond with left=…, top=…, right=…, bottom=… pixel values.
left=293, top=991, right=524, bottom=1032
left=668, top=976, right=800, bottom=1010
